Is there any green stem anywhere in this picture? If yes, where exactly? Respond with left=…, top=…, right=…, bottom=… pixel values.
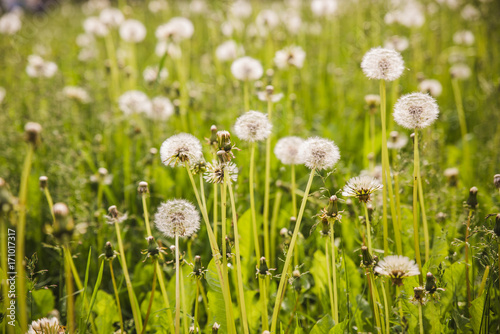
left=194, top=280, right=200, bottom=332
left=369, top=271, right=382, bottom=333
left=175, top=235, right=181, bottom=334
left=249, top=142, right=261, bottom=259
left=417, top=165, right=430, bottom=263
left=180, top=266, right=189, bottom=334
left=104, top=33, right=120, bottom=100
left=270, top=190, right=283, bottom=268
left=213, top=183, right=218, bottom=244
left=364, top=203, right=373, bottom=253
left=109, top=261, right=125, bottom=334
left=465, top=209, right=473, bottom=308
left=330, top=224, right=339, bottom=324
left=270, top=169, right=316, bottom=332
left=392, top=150, right=403, bottom=254
left=326, top=238, right=335, bottom=323
left=263, top=99, right=273, bottom=263
left=16, top=143, right=34, bottom=333
left=418, top=303, right=424, bottom=334
left=227, top=181, right=250, bottom=334
left=200, top=174, right=207, bottom=218
left=244, top=81, right=250, bottom=112
left=477, top=266, right=489, bottom=298
left=413, top=131, right=423, bottom=283
left=291, top=164, right=297, bottom=217
left=114, top=220, right=142, bottom=332
left=142, top=194, right=153, bottom=236
left=451, top=78, right=471, bottom=181
left=396, top=286, right=404, bottom=322
left=142, top=258, right=158, bottom=334
left=260, top=278, right=270, bottom=330
left=64, top=245, right=75, bottom=333
left=43, top=188, right=55, bottom=223
left=381, top=280, right=390, bottom=334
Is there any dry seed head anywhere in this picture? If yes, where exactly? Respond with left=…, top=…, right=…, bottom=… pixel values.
left=387, top=131, right=408, bottom=150
left=374, top=255, right=420, bottom=286
left=204, top=161, right=238, bottom=184
left=393, top=92, right=439, bottom=129
left=274, top=136, right=305, bottom=165
left=300, top=137, right=340, bottom=170
left=493, top=174, right=500, bottom=189
left=364, top=94, right=380, bottom=109
left=24, top=122, right=42, bottom=146
left=231, top=56, right=263, bottom=81
left=342, top=176, right=383, bottom=203
left=154, top=199, right=201, bottom=238
left=39, top=176, right=48, bottom=190
left=361, top=47, right=405, bottom=81
left=274, top=45, right=306, bottom=69
left=419, top=79, right=443, bottom=97
left=160, top=133, right=203, bottom=167
left=118, top=90, right=152, bottom=115
left=138, top=181, right=149, bottom=194
left=28, top=317, right=62, bottom=333
left=450, top=63, right=471, bottom=80
left=119, top=19, right=146, bottom=43
left=234, top=110, right=272, bottom=142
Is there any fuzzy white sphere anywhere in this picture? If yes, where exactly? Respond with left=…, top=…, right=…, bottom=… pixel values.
left=361, top=47, right=405, bottom=81
left=393, top=92, right=439, bottom=129
left=154, top=199, right=200, bottom=238
left=234, top=110, right=272, bottom=142
left=300, top=137, right=340, bottom=170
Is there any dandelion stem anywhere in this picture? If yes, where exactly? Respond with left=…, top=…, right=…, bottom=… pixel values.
left=263, top=98, right=273, bottom=264
left=244, top=81, right=250, bottom=112
left=417, top=167, right=430, bottom=263
left=16, top=143, right=34, bottom=333
left=114, top=220, right=142, bottom=332
left=396, top=286, right=404, bottom=323
left=392, top=150, right=403, bottom=254
left=259, top=278, right=270, bottom=330
left=326, top=238, right=334, bottom=321
left=142, top=193, right=152, bottom=236
left=213, top=183, right=218, bottom=244
left=63, top=244, right=75, bottom=333
left=418, top=303, right=424, bottom=334
left=412, top=131, right=423, bottom=283
left=330, top=223, right=339, bottom=324
left=142, top=258, right=157, bottom=334
left=270, top=169, right=316, bottom=332
left=477, top=266, right=489, bottom=298
left=364, top=203, right=373, bottom=253
left=43, top=187, right=55, bottom=223
left=380, top=280, right=390, bottom=334
left=249, top=142, right=261, bottom=259
left=175, top=235, right=181, bottom=334
left=227, top=180, right=250, bottom=334
left=180, top=266, right=189, bottom=334
left=291, top=164, right=297, bottom=217
left=270, top=190, right=283, bottom=267
left=368, top=271, right=382, bottom=333
left=200, top=174, right=208, bottom=217
left=109, top=261, right=125, bottom=334
left=465, top=209, right=473, bottom=308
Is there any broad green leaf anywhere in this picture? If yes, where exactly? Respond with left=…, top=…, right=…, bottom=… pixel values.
left=310, top=314, right=334, bottom=334
left=207, top=260, right=227, bottom=333
left=94, top=290, right=119, bottom=333
left=470, top=292, right=485, bottom=334
left=31, top=289, right=55, bottom=319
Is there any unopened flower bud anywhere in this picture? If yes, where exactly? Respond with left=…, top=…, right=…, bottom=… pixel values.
left=212, top=322, right=220, bottom=333
left=257, top=257, right=269, bottom=278
left=326, top=195, right=339, bottom=218
left=494, top=214, right=500, bottom=238
left=444, top=168, right=459, bottom=187
left=138, top=181, right=149, bottom=194
left=425, top=272, right=437, bottom=294
left=146, top=236, right=159, bottom=257
left=209, top=125, right=218, bottom=146
left=24, top=122, right=42, bottom=147
left=466, top=186, right=478, bottom=209
left=108, top=205, right=119, bottom=219
left=217, top=130, right=232, bottom=152
left=217, top=150, right=230, bottom=164
left=280, top=227, right=288, bottom=237
left=192, top=255, right=205, bottom=278
left=53, top=202, right=69, bottom=218
left=292, top=269, right=302, bottom=291
left=413, top=286, right=426, bottom=304
left=494, top=174, right=500, bottom=190
left=98, top=167, right=108, bottom=176
left=361, top=245, right=374, bottom=267
left=149, top=147, right=158, bottom=155
left=320, top=217, right=330, bottom=236
left=39, top=176, right=48, bottom=190
left=289, top=216, right=297, bottom=231
left=104, top=241, right=116, bottom=260
left=265, top=85, right=274, bottom=95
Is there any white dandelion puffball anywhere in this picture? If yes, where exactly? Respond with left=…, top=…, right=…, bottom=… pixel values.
left=63, top=86, right=91, bottom=104
left=119, top=19, right=146, bottom=43
left=26, top=55, right=58, bottom=78
left=76, top=33, right=95, bottom=48
left=342, top=175, right=383, bottom=203
left=83, top=16, right=109, bottom=37
left=274, top=46, right=306, bottom=69
left=147, top=96, right=174, bottom=121
left=216, top=40, right=243, bottom=62
left=230, top=0, right=252, bottom=19
left=300, top=137, right=341, bottom=171
left=274, top=136, right=305, bottom=165
left=204, top=161, right=239, bottom=184
left=361, top=47, right=405, bottom=81
left=99, top=8, right=124, bottom=28
left=0, top=13, right=22, bottom=35
left=374, top=255, right=420, bottom=286
left=155, top=17, right=194, bottom=42
left=154, top=199, right=200, bottom=238
left=453, top=30, right=475, bottom=46
left=160, top=133, right=203, bottom=167
left=155, top=41, right=182, bottom=59
left=387, top=131, right=408, bottom=150
left=450, top=63, right=471, bottom=80
left=311, top=0, right=338, bottom=17
left=383, top=36, right=409, bottom=52
left=148, top=0, right=168, bottom=13
left=231, top=56, right=263, bottom=81
left=118, top=90, right=152, bottom=115
left=143, top=66, right=168, bottom=83
left=418, top=79, right=442, bottom=97
left=393, top=92, right=439, bottom=129
left=234, top=110, right=272, bottom=142
left=255, top=9, right=280, bottom=31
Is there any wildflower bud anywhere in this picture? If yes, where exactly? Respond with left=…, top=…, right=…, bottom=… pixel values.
left=257, top=257, right=269, bottom=278
left=266, top=68, right=274, bottom=77
left=413, top=286, right=426, bottom=304
left=288, top=216, right=297, bottom=231
left=216, top=150, right=229, bottom=164
left=494, top=214, right=500, bottom=238
left=24, top=122, right=42, bottom=147
left=466, top=187, right=478, bottom=209
left=280, top=227, right=288, bottom=237
left=212, top=322, right=220, bottom=333
left=146, top=236, right=159, bottom=257
left=436, top=212, right=446, bottom=222
left=364, top=94, right=380, bottom=113
left=104, top=241, right=116, bottom=260
left=138, top=181, right=149, bottom=194
left=39, top=176, right=48, bottom=190
left=292, top=270, right=302, bottom=291
left=444, top=168, right=459, bottom=187
left=108, top=205, right=119, bottom=219
left=361, top=245, right=374, bottom=267
left=217, top=130, right=232, bottom=152
left=367, top=152, right=374, bottom=162
left=209, top=125, right=218, bottom=146
left=149, top=147, right=158, bottom=155
left=425, top=272, right=437, bottom=294
left=494, top=174, right=500, bottom=190
left=170, top=245, right=176, bottom=253
left=326, top=195, right=339, bottom=218
left=53, top=202, right=69, bottom=218
left=189, top=326, right=199, bottom=333
left=265, top=85, right=274, bottom=95
left=98, top=167, right=108, bottom=177
left=192, top=255, right=204, bottom=277
left=367, top=203, right=374, bottom=220
left=320, top=217, right=330, bottom=237
left=53, top=202, right=74, bottom=237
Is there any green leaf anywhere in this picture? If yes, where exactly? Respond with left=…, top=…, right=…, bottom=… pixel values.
left=207, top=260, right=227, bottom=333
left=94, top=290, right=119, bottom=333
left=470, top=292, right=485, bottom=334
left=310, top=314, right=334, bottom=334
left=237, top=209, right=253, bottom=282
left=86, top=260, right=105, bottom=328
left=31, top=289, right=55, bottom=319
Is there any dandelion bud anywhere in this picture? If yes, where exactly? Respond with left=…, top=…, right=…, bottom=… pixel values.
left=212, top=322, right=220, bottom=333
left=39, top=176, right=48, bottom=190
left=53, top=202, right=69, bottom=218
left=288, top=216, right=297, bottom=231
left=342, top=176, right=383, bottom=203
left=326, top=195, right=339, bottom=218
left=257, top=257, right=270, bottom=278
left=466, top=186, right=478, bottom=210
left=265, top=85, right=274, bottom=95
left=292, top=270, right=302, bottom=291
left=192, top=255, right=205, bottom=278
left=208, top=125, right=218, bottom=147
left=189, top=326, right=199, bottom=333
left=24, top=122, right=43, bottom=147
left=320, top=217, right=330, bottom=236
left=360, top=245, right=374, bottom=267
left=425, top=272, right=437, bottom=294
left=444, top=168, right=459, bottom=187
left=108, top=205, right=119, bottom=219
left=493, top=174, right=500, bottom=190
left=138, top=181, right=149, bottom=194
left=150, top=147, right=158, bottom=155
left=365, top=94, right=380, bottom=112
left=412, top=286, right=426, bottom=305
left=146, top=236, right=159, bottom=257
left=280, top=227, right=288, bottom=237
left=217, top=130, right=232, bottom=151
left=104, top=241, right=116, bottom=260
left=493, top=214, right=500, bottom=238
left=53, top=202, right=74, bottom=237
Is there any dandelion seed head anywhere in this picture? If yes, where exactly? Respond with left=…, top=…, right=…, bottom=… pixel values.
left=63, top=86, right=91, bottom=104
left=0, top=13, right=22, bottom=35
left=148, top=0, right=168, bottom=13
left=494, top=174, right=500, bottom=190
left=99, top=8, right=124, bottom=28
left=374, top=255, right=420, bottom=286
left=26, top=55, right=58, bottom=78
left=231, top=56, right=263, bottom=81
left=155, top=17, right=194, bottom=42
left=118, top=90, right=152, bottom=115
left=203, top=161, right=239, bottom=184
left=230, top=0, right=252, bottom=19
left=450, top=63, right=471, bottom=80
left=342, top=175, right=383, bottom=203
left=234, top=110, right=272, bottom=142
left=393, top=92, right=439, bottom=129
left=418, top=79, right=442, bottom=97
left=274, top=136, right=305, bottom=165
left=160, top=133, right=203, bottom=167
left=300, top=137, right=340, bottom=170
left=154, top=199, right=200, bottom=238
left=387, top=131, right=408, bottom=150
left=119, top=19, right=146, bottom=43
left=311, top=0, right=338, bottom=17
left=361, top=47, right=405, bottom=81
left=216, top=40, right=244, bottom=62
left=383, top=35, right=409, bottom=52
left=83, top=16, right=109, bottom=37
left=143, top=66, right=168, bottom=84
left=147, top=96, right=174, bottom=121
left=274, top=45, right=306, bottom=69
left=255, top=9, right=280, bottom=31
left=155, top=41, right=182, bottom=59
left=453, top=30, right=475, bottom=46
left=364, top=94, right=380, bottom=108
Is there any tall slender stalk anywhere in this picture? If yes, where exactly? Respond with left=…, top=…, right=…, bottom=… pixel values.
left=412, top=131, right=423, bottom=283
left=392, top=150, right=403, bottom=254
left=249, top=142, right=261, bottom=259
left=16, top=144, right=34, bottom=333
left=263, top=98, right=273, bottom=263
left=380, top=280, right=390, bottom=334
left=291, top=164, right=297, bottom=217
left=244, top=81, right=250, bottom=112
left=270, top=169, right=316, bottom=332
left=368, top=271, right=382, bottom=333
left=109, top=261, right=124, bottom=334
left=418, top=304, right=424, bottom=334
left=213, top=183, right=218, bottom=243
left=227, top=179, right=250, bottom=334
left=175, top=235, right=181, bottom=334
left=270, top=190, right=283, bottom=268
left=64, top=244, right=75, bottom=333
left=180, top=267, right=189, bottom=334
left=330, top=224, right=339, bottom=324
left=464, top=209, right=473, bottom=308
left=43, top=187, right=55, bottom=222
left=364, top=203, right=373, bottom=253
left=142, top=259, right=157, bottom=334
left=325, top=237, right=336, bottom=324
left=417, top=169, right=430, bottom=262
